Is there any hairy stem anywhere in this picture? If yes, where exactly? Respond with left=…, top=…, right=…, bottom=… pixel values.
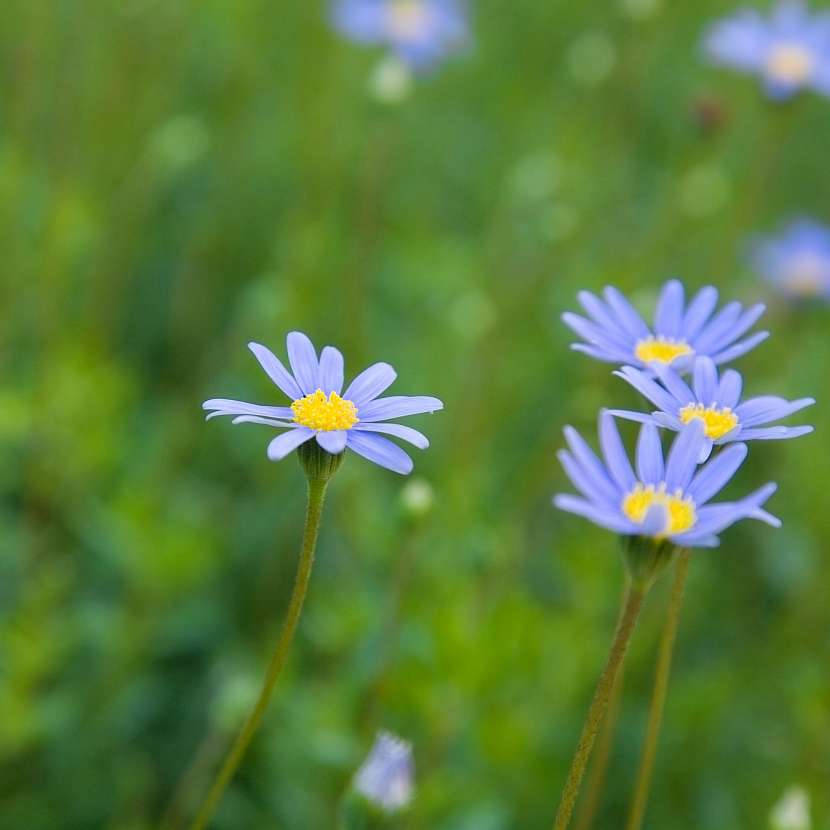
left=186, top=477, right=329, bottom=830
left=552, top=583, right=647, bottom=830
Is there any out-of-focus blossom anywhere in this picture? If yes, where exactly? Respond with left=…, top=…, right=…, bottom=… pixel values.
left=751, top=218, right=830, bottom=300
left=369, top=54, right=413, bottom=102
left=612, top=356, right=814, bottom=459
left=703, top=1, right=830, bottom=99
left=554, top=413, right=780, bottom=548
left=563, top=279, right=768, bottom=372
left=203, top=332, right=442, bottom=475
left=354, top=731, right=414, bottom=811
left=770, top=786, right=811, bottom=830
left=332, top=0, right=470, bottom=71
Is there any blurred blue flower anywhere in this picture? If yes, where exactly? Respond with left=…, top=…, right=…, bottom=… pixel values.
left=354, top=731, right=414, bottom=811
left=203, top=332, right=442, bottom=474
left=554, top=412, right=780, bottom=548
left=331, top=0, right=470, bottom=71
left=562, top=279, right=768, bottom=372
left=751, top=218, right=830, bottom=300
left=703, top=1, right=830, bottom=99
left=611, top=356, right=814, bottom=460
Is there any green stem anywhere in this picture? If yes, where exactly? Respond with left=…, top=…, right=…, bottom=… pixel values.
left=552, top=583, right=647, bottom=830
left=624, top=549, right=691, bottom=830
left=186, top=477, right=329, bottom=830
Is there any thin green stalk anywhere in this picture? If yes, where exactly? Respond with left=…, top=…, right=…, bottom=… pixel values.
left=186, top=477, right=329, bottom=830
left=552, top=583, right=647, bottom=830
left=625, top=549, right=691, bottom=830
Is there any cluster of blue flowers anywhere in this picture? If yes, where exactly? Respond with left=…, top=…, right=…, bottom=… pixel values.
left=556, top=280, right=814, bottom=549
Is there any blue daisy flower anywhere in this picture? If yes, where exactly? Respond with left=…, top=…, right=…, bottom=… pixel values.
left=354, top=731, right=414, bottom=812
left=703, top=1, right=830, bottom=99
left=203, top=332, right=443, bottom=475
left=331, top=0, right=470, bottom=71
left=554, top=412, right=780, bottom=548
left=751, top=218, right=830, bottom=300
left=562, top=279, right=768, bottom=372
left=610, top=356, right=814, bottom=460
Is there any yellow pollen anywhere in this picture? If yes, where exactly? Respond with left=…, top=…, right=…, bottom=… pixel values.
left=765, top=43, right=814, bottom=85
left=291, top=389, right=358, bottom=432
left=387, top=0, right=429, bottom=39
left=622, top=483, right=697, bottom=538
left=678, top=403, right=739, bottom=440
left=634, top=336, right=694, bottom=365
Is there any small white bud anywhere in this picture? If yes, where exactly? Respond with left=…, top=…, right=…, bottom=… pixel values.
left=770, top=786, right=811, bottom=830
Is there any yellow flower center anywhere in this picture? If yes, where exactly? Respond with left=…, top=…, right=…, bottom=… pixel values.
left=622, top=483, right=697, bottom=538
left=678, top=403, right=739, bottom=440
left=765, top=43, right=814, bottom=85
left=634, top=336, right=694, bottom=365
left=291, top=389, right=358, bottom=431
left=388, top=0, right=429, bottom=39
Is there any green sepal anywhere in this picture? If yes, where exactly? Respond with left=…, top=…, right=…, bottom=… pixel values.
left=297, top=438, right=345, bottom=482
left=621, top=535, right=679, bottom=589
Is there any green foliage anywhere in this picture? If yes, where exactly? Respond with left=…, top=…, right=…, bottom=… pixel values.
left=1, top=1, right=828, bottom=828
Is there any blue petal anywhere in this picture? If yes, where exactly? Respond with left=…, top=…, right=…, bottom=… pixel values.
left=571, top=343, right=634, bottom=363
left=345, top=362, right=397, bottom=406
left=681, top=286, right=719, bottom=340
left=738, top=425, right=814, bottom=440
left=717, top=368, right=743, bottom=409
left=653, top=363, right=694, bottom=404
left=692, top=357, right=719, bottom=405
left=602, top=286, right=651, bottom=339
left=346, top=430, right=413, bottom=475
left=248, top=342, right=304, bottom=400
left=599, top=411, right=637, bottom=491
left=577, top=290, right=630, bottom=342
left=553, top=494, right=636, bottom=534
left=562, top=312, right=631, bottom=351
left=203, top=399, right=295, bottom=421
left=358, top=395, right=443, bottom=422
left=710, top=331, right=769, bottom=365
left=736, top=395, right=814, bottom=425
left=688, top=443, right=748, bottom=505
left=664, top=420, right=705, bottom=492
left=353, top=422, right=429, bottom=449
left=558, top=450, right=618, bottom=506
left=286, top=331, right=320, bottom=395
left=692, top=301, right=742, bottom=353
left=654, top=279, right=685, bottom=337
left=614, top=366, right=680, bottom=413
left=316, top=430, right=348, bottom=454
left=267, top=427, right=314, bottom=461
left=606, top=408, right=659, bottom=425
left=636, top=423, right=664, bottom=484
left=563, top=426, right=620, bottom=503
left=318, top=346, right=345, bottom=395
left=642, top=503, right=669, bottom=537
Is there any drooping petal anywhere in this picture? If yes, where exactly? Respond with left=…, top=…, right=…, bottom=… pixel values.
left=316, top=430, right=348, bottom=454
left=642, top=502, right=669, bottom=537
left=553, top=494, right=636, bottom=534
left=286, top=331, right=320, bottom=395
left=358, top=395, right=444, bottom=422
left=599, top=411, right=637, bottom=490
left=267, top=427, right=314, bottom=460
left=654, top=279, right=685, bottom=337
left=692, top=357, right=719, bottom=405
left=665, top=420, right=705, bottom=492
left=346, top=430, right=413, bottom=475
left=345, top=362, right=397, bottom=406
left=688, top=443, right=748, bottom=504
left=353, top=422, right=429, bottom=449
left=203, top=399, right=295, bottom=421
left=318, top=346, right=345, bottom=395
left=248, top=342, right=304, bottom=400
left=636, top=423, right=664, bottom=484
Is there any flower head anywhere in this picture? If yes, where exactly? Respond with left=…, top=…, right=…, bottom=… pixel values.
left=751, top=218, right=830, bottom=300
left=203, top=332, right=442, bottom=475
left=563, top=280, right=768, bottom=372
left=610, top=356, right=814, bottom=460
left=554, top=412, right=780, bottom=548
left=703, top=1, right=830, bottom=99
left=354, top=731, right=414, bottom=811
left=331, top=0, right=470, bottom=71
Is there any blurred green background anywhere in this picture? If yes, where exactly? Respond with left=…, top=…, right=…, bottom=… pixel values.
left=2, top=1, right=828, bottom=828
